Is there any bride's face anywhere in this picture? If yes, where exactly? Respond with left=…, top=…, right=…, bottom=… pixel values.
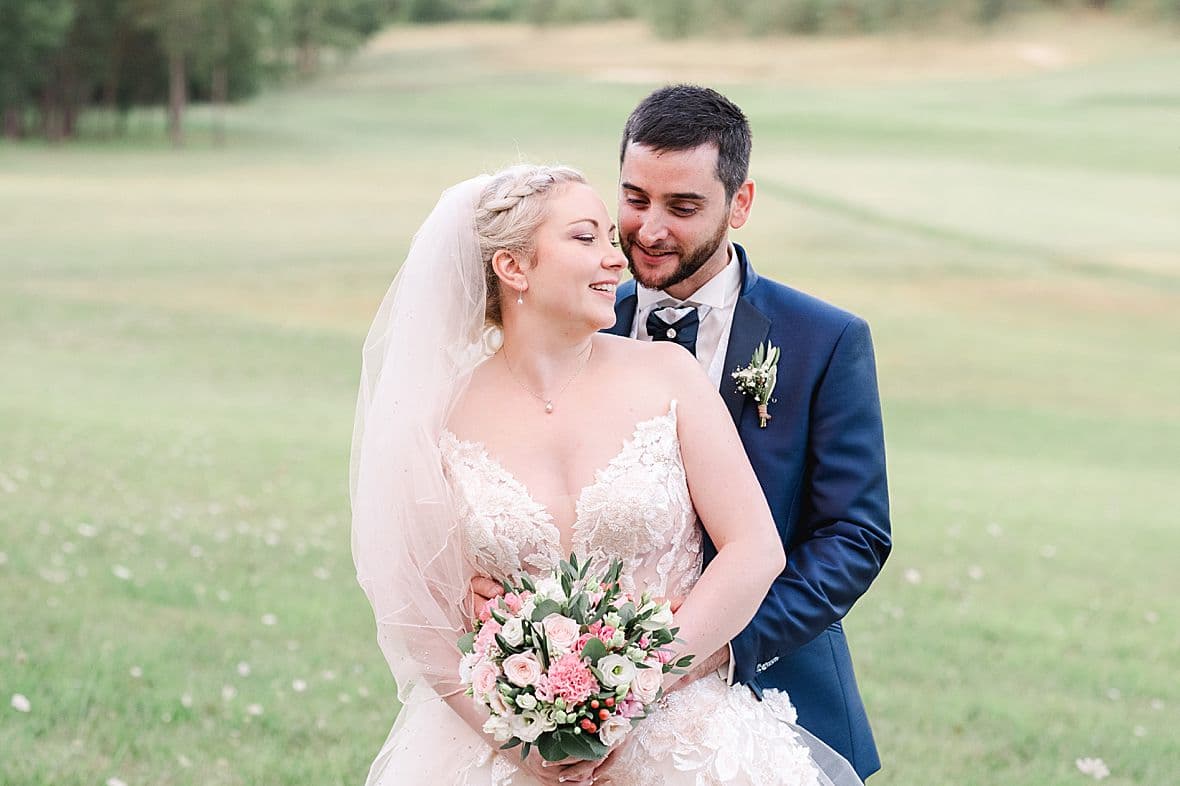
left=526, top=183, right=626, bottom=331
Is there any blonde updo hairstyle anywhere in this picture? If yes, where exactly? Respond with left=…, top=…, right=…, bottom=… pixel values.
left=475, top=164, right=587, bottom=327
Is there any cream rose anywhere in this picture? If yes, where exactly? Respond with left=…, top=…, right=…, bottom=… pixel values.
left=542, top=614, right=580, bottom=654
left=631, top=661, right=663, bottom=704
left=598, top=715, right=632, bottom=747
left=471, top=661, right=500, bottom=696
left=597, top=654, right=637, bottom=689
left=503, top=652, right=543, bottom=687
left=500, top=617, right=525, bottom=647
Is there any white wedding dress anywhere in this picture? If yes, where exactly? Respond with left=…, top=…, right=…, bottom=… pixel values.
left=365, top=402, right=861, bottom=786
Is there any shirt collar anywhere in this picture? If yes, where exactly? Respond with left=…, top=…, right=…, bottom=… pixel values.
left=635, top=242, right=742, bottom=311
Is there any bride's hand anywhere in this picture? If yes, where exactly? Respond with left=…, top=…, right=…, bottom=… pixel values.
left=468, top=574, right=504, bottom=615
left=514, top=754, right=591, bottom=786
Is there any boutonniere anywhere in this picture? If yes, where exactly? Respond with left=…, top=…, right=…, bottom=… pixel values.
left=731, top=341, right=780, bottom=428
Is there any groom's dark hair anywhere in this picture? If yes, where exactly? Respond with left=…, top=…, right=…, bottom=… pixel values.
left=620, top=84, right=751, bottom=201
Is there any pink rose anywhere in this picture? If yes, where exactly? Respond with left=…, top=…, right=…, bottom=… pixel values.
left=474, top=620, right=501, bottom=656
left=542, top=614, right=580, bottom=654
left=631, top=661, right=663, bottom=704
left=503, top=593, right=523, bottom=614
left=471, top=661, right=499, bottom=695
left=503, top=653, right=543, bottom=687
left=654, top=647, right=673, bottom=665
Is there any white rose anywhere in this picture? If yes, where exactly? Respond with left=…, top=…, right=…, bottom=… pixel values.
left=534, top=576, right=566, bottom=602
left=542, top=614, right=580, bottom=654
left=519, top=598, right=536, bottom=619
left=471, top=661, right=500, bottom=696
left=638, top=603, right=674, bottom=631
left=597, top=654, right=637, bottom=689
left=598, top=716, right=632, bottom=748
left=631, top=662, right=663, bottom=704
left=510, top=709, right=555, bottom=743
left=482, top=714, right=512, bottom=741
left=503, top=653, right=543, bottom=687
left=500, top=617, right=525, bottom=647
left=515, top=692, right=538, bottom=710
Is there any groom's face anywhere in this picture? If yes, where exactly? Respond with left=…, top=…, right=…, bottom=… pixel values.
left=618, top=142, right=732, bottom=297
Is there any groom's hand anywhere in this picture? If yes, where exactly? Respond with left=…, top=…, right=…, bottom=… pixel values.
left=468, top=574, right=504, bottom=616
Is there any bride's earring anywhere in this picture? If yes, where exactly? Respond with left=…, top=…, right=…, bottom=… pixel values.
left=516, top=287, right=524, bottom=305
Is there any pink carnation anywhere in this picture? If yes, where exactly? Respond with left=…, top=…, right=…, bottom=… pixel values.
left=474, top=620, right=501, bottom=656
left=534, top=674, right=555, bottom=703
left=545, top=653, right=597, bottom=705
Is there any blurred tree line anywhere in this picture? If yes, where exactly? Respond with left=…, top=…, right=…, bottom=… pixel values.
left=0, top=0, right=398, bottom=144
left=3, top=0, right=1174, bottom=145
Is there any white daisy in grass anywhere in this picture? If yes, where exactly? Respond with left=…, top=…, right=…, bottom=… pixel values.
left=112, top=565, right=132, bottom=581
left=129, top=666, right=143, bottom=679
left=1144, top=611, right=1159, bottom=624
left=237, top=662, right=251, bottom=677
left=106, top=778, right=128, bottom=786
left=1106, top=688, right=1122, bottom=701
left=1075, top=757, right=1110, bottom=779
left=178, top=754, right=193, bottom=768
left=320, top=670, right=337, bottom=681
left=312, top=567, right=330, bottom=580
left=0, top=552, right=8, bottom=566
left=11, top=694, right=31, bottom=713
left=180, top=693, right=193, bottom=708
left=260, top=614, right=277, bottom=626
left=1151, top=699, right=1165, bottom=711
left=77, top=523, right=98, bottom=538
left=246, top=703, right=263, bottom=716
left=967, top=565, right=984, bottom=581
left=1133, top=726, right=1146, bottom=737
left=292, top=679, right=307, bottom=693
left=221, top=685, right=237, bottom=702
left=903, top=568, right=921, bottom=585
left=986, top=522, right=1003, bottom=537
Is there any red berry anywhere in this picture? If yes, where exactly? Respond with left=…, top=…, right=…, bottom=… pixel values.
left=590, top=700, right=600, bottom=710
left=604, top=697, right=615, bottom=708
left=598, top=709, right=610, bottom=721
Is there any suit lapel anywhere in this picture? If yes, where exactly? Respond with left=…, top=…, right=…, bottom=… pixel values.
left=720, top=296, right=770, bottom=425
left=606, top=286, right=637, bottom=338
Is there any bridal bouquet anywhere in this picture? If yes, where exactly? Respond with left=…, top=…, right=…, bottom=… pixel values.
left=458, top=555, right=693, bottom=762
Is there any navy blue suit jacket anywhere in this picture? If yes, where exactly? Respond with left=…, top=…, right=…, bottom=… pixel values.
left=606, top=245, right=891, bottom=779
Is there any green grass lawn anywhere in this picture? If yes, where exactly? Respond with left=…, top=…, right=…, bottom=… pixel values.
left=2, top=19, right=1178, bottom=786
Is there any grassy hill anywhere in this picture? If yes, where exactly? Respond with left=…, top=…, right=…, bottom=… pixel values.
left=1, top=17, right=1178, bottom=786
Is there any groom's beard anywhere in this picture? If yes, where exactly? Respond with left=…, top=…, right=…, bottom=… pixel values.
left=623, top=217, right=728, bottom=292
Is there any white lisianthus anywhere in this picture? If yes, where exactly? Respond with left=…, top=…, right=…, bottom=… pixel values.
left=503, top=653, right=543, bottom=687
left=598, top=716, right=632, bottom=747
left=534, top=576, right=566, bottom=602
left=483, top=714, right=512, bottom=741
left=631, top=661, right=663, bottom=704
left=515, top=692, right=538, bottom=710
left=511, top=709, right=555, bottom=743
left=542, top=614, right=580, bottom=654
left=486, top=690, right=511, bottom=716
left=638, top=603, right=674, bottom=631
left=598, top=654, right=637, bottom=688
left=500, top=617, right=525, bottom=647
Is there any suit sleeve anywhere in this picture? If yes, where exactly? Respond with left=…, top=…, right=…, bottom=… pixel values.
left=730, top=316, right=891, bottom=685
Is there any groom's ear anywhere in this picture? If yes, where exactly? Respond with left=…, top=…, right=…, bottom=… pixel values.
left=728, top=179, right=754, bottom=230
left=491, top=248, right=529, bottom=293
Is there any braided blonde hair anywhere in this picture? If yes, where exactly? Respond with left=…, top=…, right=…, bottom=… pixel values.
left=475, top=164, right=587, bottom=327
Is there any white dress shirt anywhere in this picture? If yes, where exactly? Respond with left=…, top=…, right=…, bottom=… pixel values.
left=631, top=243, right=743, bottom=388
left=630, top=243, right=744, bottom=683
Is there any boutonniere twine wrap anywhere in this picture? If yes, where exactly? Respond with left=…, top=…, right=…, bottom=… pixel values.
left=731, top=341, right=780, bottom=428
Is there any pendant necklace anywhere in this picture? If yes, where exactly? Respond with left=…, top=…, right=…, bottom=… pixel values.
left=501, top=342, right=593, bottom=414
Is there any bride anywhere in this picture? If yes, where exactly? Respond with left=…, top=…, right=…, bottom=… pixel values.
left=351, top=164, right=862, bottom=786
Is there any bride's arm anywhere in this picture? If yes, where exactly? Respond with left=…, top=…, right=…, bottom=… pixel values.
left=658, top=344, right=786, bottom=687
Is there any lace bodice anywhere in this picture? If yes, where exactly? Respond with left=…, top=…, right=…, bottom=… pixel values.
left=440, top=402, right=702, bottom=600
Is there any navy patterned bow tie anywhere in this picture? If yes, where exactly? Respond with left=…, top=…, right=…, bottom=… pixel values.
left=646, top=306, right=699, bottom=356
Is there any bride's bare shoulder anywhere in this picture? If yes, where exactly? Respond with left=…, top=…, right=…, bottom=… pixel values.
left=594, top=334, right=706, bottom=389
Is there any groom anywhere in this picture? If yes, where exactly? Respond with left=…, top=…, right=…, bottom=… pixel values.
left=605, top=85, right=891, bottom=780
